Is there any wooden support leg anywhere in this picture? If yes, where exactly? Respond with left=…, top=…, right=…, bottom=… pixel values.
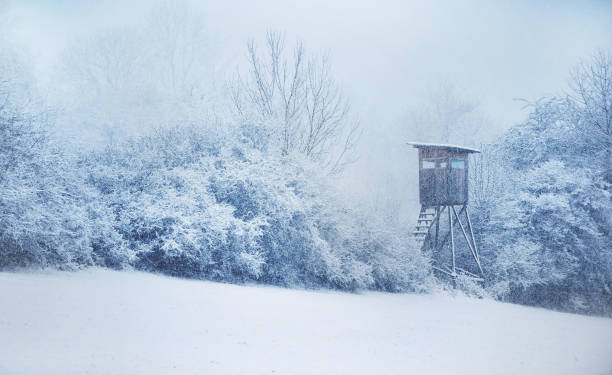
left=448, top=206, right=456, bottom=276
left=465, top=207, right=483, bottom=274
left=452, top=205, right=483, bottom=275
left=434, top=206, right=440, bottom=249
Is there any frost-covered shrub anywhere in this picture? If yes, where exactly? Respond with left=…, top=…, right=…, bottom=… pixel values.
left=473, top=96, right=612, bottom=316
left=478, top=160, right=612, bottom=315
left=0, top=148, right=92, bottom=269
left=0, top=54, right=430, bottom=292
left=0, top=58, right=105, bottom=270
left=82, top=126, right=432, bottom=292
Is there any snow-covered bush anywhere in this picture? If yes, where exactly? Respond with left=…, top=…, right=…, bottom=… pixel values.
left=0, top=63, right=430, bottom=294
left=0, top=55, right=94, bottom=270
left=473, top=93, right=612, bottom=315
left=82, top=126, right=432, bottom=291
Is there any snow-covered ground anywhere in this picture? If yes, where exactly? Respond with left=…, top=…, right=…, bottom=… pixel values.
left=1, top=270, right=611, bottom=375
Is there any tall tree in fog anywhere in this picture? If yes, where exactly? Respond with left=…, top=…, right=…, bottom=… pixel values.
left=0, top=27, right=96, bottom=270
left=0, top=54, right=43, bottom=184
left=470, top=50, right=612, bottom=315
left=569, top=50, right=612, bottom=183
left=230, top=31, right=360, bottom=174
left=0, top=7, right=44, bottom=183
left=57, top=2, right=217, bottom=146
left=407, top=82, right=486, bottom=146
left=469, top=144, right=506, bottom=214
left=147, top=2, right=214, bottom=101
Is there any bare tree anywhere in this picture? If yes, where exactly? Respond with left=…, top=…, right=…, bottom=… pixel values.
left=147, top=1, right=213, bottom=100
left=469, top=144, right=506, bottom=214
left=231, top=31, right=359, bottom=174
left=56, top=2, right=217, bottom=147
left=0, top=54, right=45, bottom=186
left=407, top=82, right=485, bottom=146
left=569, top=50, right=612, bottom=182
left=0, top=82, right=35, bottom=180
left=66, top=31, right=143, bottom=94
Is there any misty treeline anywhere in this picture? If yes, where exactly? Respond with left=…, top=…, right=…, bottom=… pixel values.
left=1, top=4, right=610, bottom=315
left=468, top=51, right=612, bottom=315
left=0, top=6, right=430, bottom=293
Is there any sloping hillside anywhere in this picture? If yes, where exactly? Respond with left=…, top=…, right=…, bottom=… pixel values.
left=1, top=269, right=611, bottom=375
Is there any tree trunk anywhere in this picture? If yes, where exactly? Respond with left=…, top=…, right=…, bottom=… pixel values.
left=606, top=137, right=612, bottom=184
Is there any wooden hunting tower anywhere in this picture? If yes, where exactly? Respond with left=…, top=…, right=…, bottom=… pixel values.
left=409, top=142, right=483, bottom=281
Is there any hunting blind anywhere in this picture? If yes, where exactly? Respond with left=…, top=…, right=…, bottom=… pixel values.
left=409, top=142, right=483, bottom=282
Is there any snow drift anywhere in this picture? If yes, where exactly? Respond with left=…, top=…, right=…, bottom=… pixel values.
left=1, top=269, right=611, bottom=375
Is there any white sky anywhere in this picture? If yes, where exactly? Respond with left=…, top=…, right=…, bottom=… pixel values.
left=7, top=0, right=612, bottom=130
left=5, top=0, right=612, bottom=211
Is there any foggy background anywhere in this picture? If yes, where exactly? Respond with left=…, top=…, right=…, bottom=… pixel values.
left=4, top=0, right=612, bottom=223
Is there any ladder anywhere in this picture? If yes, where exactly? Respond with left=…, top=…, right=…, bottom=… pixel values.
left=413, top=206, right=437, bottom=248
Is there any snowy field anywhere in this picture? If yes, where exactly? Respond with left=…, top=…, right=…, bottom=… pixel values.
left=1, top=270, right=611, bottom=375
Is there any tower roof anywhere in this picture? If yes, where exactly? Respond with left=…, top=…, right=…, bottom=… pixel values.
left=407, top=142, right=480, bottom=154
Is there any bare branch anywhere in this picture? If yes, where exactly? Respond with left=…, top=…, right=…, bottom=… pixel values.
left=231, top=31, right=359, bottom=173
left=568, top=49, right=612, bottom=181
